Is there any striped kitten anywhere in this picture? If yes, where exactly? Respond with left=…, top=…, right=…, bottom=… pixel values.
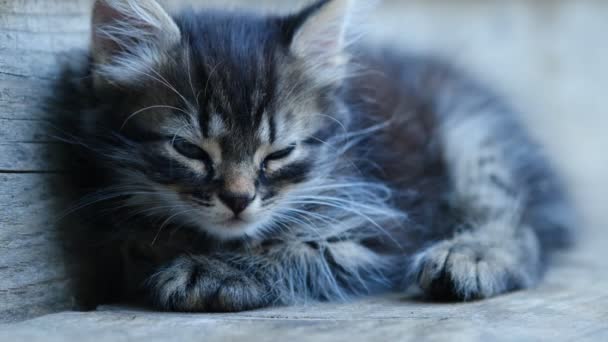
left=54, top=0, right=575, bottom=312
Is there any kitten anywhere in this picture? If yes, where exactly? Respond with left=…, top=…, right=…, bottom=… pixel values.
left=52, top=0, right=575, bottom=312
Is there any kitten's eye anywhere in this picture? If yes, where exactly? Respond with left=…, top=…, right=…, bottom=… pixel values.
left=264, top=144, right=296, bottom=163
left=172, top=138, right=211, bottom=161
left=261, top=145, right=296, bottom=176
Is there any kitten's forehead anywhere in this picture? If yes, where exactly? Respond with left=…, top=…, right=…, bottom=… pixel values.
left=175, top=13, right=319, bottom=147
left=143, top=11, right=326, bottom=160
left=179, top=12, right=278, bottom=136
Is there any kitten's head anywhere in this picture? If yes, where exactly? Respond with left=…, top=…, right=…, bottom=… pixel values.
left=86, top=0, right=366, bottom=239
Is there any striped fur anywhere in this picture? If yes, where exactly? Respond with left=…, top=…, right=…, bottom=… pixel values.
left=51, top=0, right=575, bottom=311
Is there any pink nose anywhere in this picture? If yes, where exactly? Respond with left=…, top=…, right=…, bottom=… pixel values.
left=219, top=192, right=255, bottom=215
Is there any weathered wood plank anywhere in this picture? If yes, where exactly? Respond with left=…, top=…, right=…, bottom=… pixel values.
left=0, top=77, right=51, bottom=120
left=0, top=118, right=51, bottom=143
left=0, top=0, right=89, bottom=79
left=0, top=115, right=63, bottom=172
left=0, top=143, right=62, bottom=172
left=0, top=174, right=76, bottom=323
left=0, top=0, right=90, bottom=323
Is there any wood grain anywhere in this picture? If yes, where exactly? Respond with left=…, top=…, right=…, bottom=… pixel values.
left=0, top=0, right=91, bottom=323
left=0, top=174, right=74, bottom=322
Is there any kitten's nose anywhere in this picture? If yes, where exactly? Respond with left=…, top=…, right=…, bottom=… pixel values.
left=219, top=192, right=255, bottom=215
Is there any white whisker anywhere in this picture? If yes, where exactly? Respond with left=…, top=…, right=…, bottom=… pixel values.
left=120, top=105, right=191, bottom=130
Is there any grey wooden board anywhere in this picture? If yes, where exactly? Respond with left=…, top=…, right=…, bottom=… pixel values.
left=0, top=174, right=76, bottom=322
left=1, top=0, right=607, bottom=339
left=0, top=0, right=90, bottom=323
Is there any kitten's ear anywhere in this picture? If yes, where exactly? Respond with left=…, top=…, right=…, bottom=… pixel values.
left=284, top=0, right=368, bottom=83
left=91, top=0, right=181, bottom=82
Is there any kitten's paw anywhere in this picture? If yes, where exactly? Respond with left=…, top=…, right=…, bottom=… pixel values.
left=412, top=231, right=541, bottom=301
left=148, top=256, right=270, bottom=312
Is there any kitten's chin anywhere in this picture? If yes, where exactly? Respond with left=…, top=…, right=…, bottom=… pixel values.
left=199, top=218, right=262, bottom=240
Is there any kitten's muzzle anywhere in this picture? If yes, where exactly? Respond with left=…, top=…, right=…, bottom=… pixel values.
left=219, top=191, right=256, bottom=215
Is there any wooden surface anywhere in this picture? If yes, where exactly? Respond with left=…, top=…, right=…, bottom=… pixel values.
left=0, top=0, right=91, bottom=322
left=1, top=0, right=607, bottom=339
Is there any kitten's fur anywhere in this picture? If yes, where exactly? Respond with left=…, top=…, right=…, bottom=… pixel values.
left=52, top=0, right=575, bottom=312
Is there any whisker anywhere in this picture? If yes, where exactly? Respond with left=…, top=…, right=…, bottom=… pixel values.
left=184, top=49, right=200, bottom=109
left=120, top=105, right=192, bottom=130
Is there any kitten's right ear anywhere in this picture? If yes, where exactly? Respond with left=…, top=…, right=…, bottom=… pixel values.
left=91, top=0, right=181, bottom=83
left=281, top=0, right=371, bottom=85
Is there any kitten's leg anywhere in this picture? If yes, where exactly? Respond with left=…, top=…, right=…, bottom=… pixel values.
left=412, top=75, right=574, bottom=300
left=147, top=239, right=390, bottom=312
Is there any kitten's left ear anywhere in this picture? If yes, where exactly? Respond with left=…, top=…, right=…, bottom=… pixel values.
left=283, top=0, right=371, bottom=84
left=91, top=0, right=181, bottom=84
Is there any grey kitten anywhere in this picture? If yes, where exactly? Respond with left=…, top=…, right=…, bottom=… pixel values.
left=53, top=0, right=575, bottom=312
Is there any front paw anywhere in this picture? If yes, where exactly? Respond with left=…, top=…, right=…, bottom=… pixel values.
left=412, top=230, right=541, bottom=301
left=147, top=256, right=270, bottom=312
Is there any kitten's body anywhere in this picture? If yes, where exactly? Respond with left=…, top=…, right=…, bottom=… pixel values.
left=53, top=0, right=574, bottom=311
